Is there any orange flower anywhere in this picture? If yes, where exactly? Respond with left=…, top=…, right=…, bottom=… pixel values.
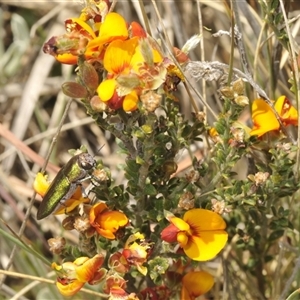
left=103, top=274, right=139, bottom=299
left=97, top=37, right=140, bottom=110
left=250, top=96, right=298, bottom=137
left=274, top=95, right=298, bottom=125
left=89, top=202, right=128, bottom=239
left=97, top=37, right=165, bottom=111
left=44, top=12, right=129, bottom=64
left=33, top=172, right=90, bottom=215
left=122, top=232, right=152, bottom=275
left=181, top=271, right=214, bottom=300
left=108, top=252, right=130, bottom=274
left=85, top=12, right=129, bottom=58
left=52, top=254, right=105, bottom=296
left=161, top=209, right=228, bottom=261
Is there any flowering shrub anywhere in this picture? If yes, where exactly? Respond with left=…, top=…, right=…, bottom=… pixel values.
left=24, top=0, right=300, bottom=299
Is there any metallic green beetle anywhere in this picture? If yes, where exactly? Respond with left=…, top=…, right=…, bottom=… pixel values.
left=36, top=152, right=96, bottom=220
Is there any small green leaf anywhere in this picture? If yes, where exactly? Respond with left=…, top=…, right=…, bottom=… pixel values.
left=268, top=230, right=284, bottom=242
left=145, top=183, right=157, bottom=195
left=148, top=257, right=169, bottom=284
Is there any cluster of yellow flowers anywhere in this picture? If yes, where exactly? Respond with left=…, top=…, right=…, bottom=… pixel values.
left=44, top=2, right=184, bottom=113
left=38, top=0, right=300, bottom=298
left=39, top=1, right=227, bottom=297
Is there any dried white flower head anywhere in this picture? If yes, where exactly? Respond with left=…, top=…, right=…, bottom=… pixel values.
left=140, top=91, right=162, bottom=112
left=231, top=127, right=245, bottom=144
left=248, top=172, right=270, bottom=186
left=254, top=172, right=270, bottom=186
left=178, top=191, right=195, bottom=210
left=48, top=237, right=66, bottom=255
left=211, top=199, right=225, bottom=214
left=74, top=216, right=91, bottom=233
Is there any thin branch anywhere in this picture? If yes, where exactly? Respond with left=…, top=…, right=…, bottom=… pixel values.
left=279, top=256, right=300, bottom=300
left=231, top=0, right=251, bottom=75
left=196, top=1, right=207, bottom=117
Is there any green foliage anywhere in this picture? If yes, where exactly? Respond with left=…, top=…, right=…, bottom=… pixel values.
left=148, top=257, right=169, bottom=284
left=3, top=1, right=300, bottom=299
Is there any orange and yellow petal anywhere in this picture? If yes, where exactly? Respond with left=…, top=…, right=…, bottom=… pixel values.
left=127, top=242, right=148, bottom=260
left=75, top=254, right=104, bottom=282
left=103, top=38, right=139, bottom=74
left=97, top=227, right=117, bottom=239
left=54, top=254, right=105, bottom=296
left=90, top=202, right=128, bottom=239
left=123, top=91, right=138, bottom=112
left=55, top=53, right=78, bottom=65
left=54, top=196, right=90, bottom=215
left=56, top=279, right=84, bottom=297
left=130, top=22, right=147, bottom=38
left=183, top=209, right=226, bottom=231
left=97, top=79, right=117, bottom=101
left=33, top=172, right=50, bottom=197
left=99, top=12, right=128, bottom=42
left=130, top=46, right=147, bottom=72
left=170, top=217, right=190, bottom=231
left=275, top=95, right=298, bottom=125
left=181, top=271, right=214, bottom=300
left=86, top=12, right=128, bottom=51
left=73, top=256, right=90, bottom=266
left=153, top=49, right=163, bottom=64
left=125, top=232, right=145, bottom=247
left=90, top=202, right=108, bottom=223
left=53, top=186, right=90, bottom=215
left=131, top=44, right=163, bottom=73
left=65, top=18, right=96, bottom=39
left=183, top=231, right=228, bottom=261
left=177, top=231, right=189, bottom=247
left=98, top=210, right=128, bottom=231
left=250, top=99, right=279, bottom=136
left=51, top=262, right=63, bottom=271
left=109, top=285, right=130, bottom=299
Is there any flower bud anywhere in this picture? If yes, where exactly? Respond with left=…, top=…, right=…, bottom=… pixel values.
left=62, top=82, right=88, bottom=98
left=90, top=95, right=108, bottom=112
left=220, top=86, right=234, bottom=99
left=232, top=78, right=244, bottom=95
left=235, top=95, right=249, bottom=107
left=62, top=216, right=75, bottom=230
